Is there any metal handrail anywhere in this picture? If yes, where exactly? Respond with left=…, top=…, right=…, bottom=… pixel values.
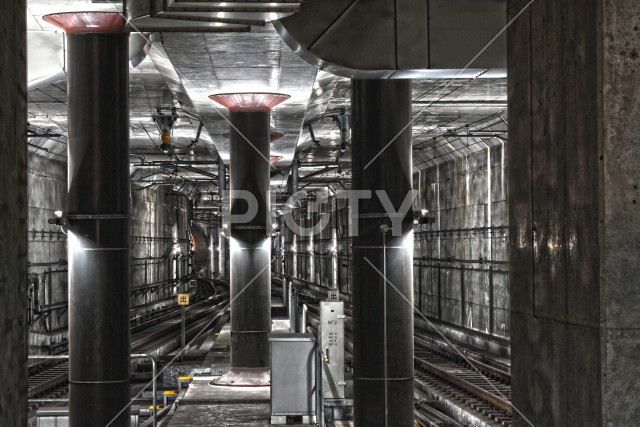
left=28, top=353, right=158, bottom=427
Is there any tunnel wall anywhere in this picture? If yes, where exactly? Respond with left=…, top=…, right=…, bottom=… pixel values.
left=27, top=154, right=68, bottom=353
left=277, top=145, right=509, bottom=339
left=0, top=0, right=27, bottom=422
left=130, top=188, right=191, bottom=321
left=26, top=152, right=191, bottom=354
left=415, top=145, right=510, bottom=338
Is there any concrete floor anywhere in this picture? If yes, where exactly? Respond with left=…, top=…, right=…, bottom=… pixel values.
left=161, top=318, right=353, bottom=427
left=163, top=379, right=352, bottom=427
left=165, top=380, right=272, bottom=426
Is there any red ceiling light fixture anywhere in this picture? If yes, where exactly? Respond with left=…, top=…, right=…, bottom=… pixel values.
left=209, top=92, right=290, bottom=111
left=42, top=12, right=125, bottom=33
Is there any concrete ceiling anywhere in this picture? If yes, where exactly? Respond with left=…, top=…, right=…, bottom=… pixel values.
left=25, top=0, right=508, bottom=207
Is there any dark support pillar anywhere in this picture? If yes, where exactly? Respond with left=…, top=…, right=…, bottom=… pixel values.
left=228, top=111, right=271, bottom=368
left=0, top=0, right=27, bottom=425
left=218, top=159, right=228, bottom=280
left=44, top=13, right=130, bottom=427
left=209, top=93, right=289, bottom=372
left=351, top=79, right=414, bottom=426
left=218, top=159, right=227, bottom=200
left=291, top=156, right=299, bottom=193
left=508, top=1, right=640, bottom=425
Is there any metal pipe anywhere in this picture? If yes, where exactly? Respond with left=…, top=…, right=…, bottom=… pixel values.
left=351, top=79, right=414, bottom=426
left=382, top=226, right=389, bottom=427
left=316, top=343, right=324, bottom=427
left=28, top=355, right=70, bottom=360
left=217, top=159, right=226, bottom=200
left=290, top=287, right=297, bottom=333
left=282, top=277, right=288, bottom=307
left=131, top=160, right=217, bottom=166
left=291, top=156, right=299, bottom=193
left=217, top=159, right=228, bottom=282
left=181, top=305, right=186, bottom=360
left=131, top=354, right=157, bottom=427
left=301, top=303, right=308, bottom=334
left=43, top=12, right=131, bottom=427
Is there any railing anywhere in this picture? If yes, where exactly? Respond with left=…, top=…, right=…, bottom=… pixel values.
left=28, top=353, right=158, bottom=427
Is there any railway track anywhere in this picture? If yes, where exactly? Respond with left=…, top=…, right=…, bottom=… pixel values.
left=300, top=296, right=512, bottom=427
left=414, top=391, right=467, bottom=427
left=27, top=282, right=229, bottom=416
left=414, top=342, right=512, bottom=427
left=131, top=298, right=229, bottom=353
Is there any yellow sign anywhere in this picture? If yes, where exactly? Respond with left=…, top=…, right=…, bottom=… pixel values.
left=177, top=294, right=190, bottom=305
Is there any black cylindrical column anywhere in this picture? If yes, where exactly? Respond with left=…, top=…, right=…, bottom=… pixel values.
left=351, top=79, right=414, bottom=426
left=44, top=12, right=130, bottom=427
left=218, top=159, right=226, bottom=200
left=210, top=93, right=289, bottom=370
left=229, top=110, right=271, bottom=367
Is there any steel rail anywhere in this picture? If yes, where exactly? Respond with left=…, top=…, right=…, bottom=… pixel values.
left=414, top=356, right=512, bottom=414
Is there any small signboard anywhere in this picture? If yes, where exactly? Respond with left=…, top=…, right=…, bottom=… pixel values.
left=177, top=294, right=190, bottom=305
left=328, top=290, right=340, bottom=301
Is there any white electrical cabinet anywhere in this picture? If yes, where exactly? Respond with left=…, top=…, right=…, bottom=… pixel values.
left=320, top=301, right=346, bottom=400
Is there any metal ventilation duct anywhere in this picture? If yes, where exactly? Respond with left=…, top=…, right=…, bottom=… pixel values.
left=273, top=0, right=507, bottom=79
left=126, top=0, right=301, bottom=32
left=27, top=31, right=150, bottom=90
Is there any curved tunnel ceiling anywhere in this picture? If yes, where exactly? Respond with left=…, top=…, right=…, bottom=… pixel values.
left=25, top=0, right=509, bottom=207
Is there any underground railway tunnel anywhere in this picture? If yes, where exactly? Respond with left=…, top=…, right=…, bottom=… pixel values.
left=1, top=1, right=640, bottom=426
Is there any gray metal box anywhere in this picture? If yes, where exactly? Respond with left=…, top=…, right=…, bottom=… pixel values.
left=320, top=301, right=346, bottom=399
left=269, top=332, right=316, bottom=416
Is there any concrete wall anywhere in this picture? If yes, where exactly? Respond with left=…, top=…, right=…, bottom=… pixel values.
left=27, top=154, right=68, bottom=353
left=279, top=194, right=352, bottom=295
left=277, top=146, right=509, bottom=340
left=130, top=188, right=190, bottom=320
left=508, top=0, right=640, bottom=424
left=25, top=151, right=192, bottom=354
left=415, top=145, right=510, bottom=338
left=0, top=0, right=27, bottom=424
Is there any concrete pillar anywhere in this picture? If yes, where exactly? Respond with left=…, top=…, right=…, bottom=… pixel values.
left=508, top=1, right=640, bottom=425
left=209, top=93, right=289, bottom=371
left=351, top=79, right=414, bottom=426
left=43, top=12, right=131, bottom=426
left=0, top=0, right=27, bottom=424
